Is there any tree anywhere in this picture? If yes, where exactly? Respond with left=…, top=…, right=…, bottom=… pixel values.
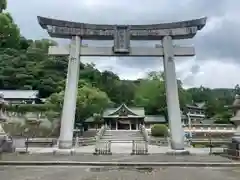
left=134, top=71, right=192, bottom=115
left=76, top=85, right=112, bottom=121
left=133, top=77, right=166, bottom=115
left=93, top=113, right=103, bottom=129
left=46, top=84, right=112, bottom=123
left=0, top=13, right=21, bottom=48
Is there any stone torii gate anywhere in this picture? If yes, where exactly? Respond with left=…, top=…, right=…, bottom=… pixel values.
left=38, top=16, right=206, bottom=153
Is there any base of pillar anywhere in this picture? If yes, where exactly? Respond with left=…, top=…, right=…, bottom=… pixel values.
left=53, top=148, right=75, bottom=155
left=58, top=140, right=73, bottom=149
left=166, top=149, right=190, bottom=155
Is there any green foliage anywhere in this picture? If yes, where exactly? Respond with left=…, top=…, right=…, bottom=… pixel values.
left=6, top=104, right=56, bottom=113
left=151, top=124, right=168, bottom=137
left=134, top=77, right=166, bottom=115
left=46, top=83, right=112, bottom=121
left=0, top=13, right=20, bottom=48
left=151, top=124, right=168, bottom=136
left=214, top=119, right=232, bottom=124
left=213, top=111, right=232, bottom=124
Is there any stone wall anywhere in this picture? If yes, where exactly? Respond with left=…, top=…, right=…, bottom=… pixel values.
left=2, top=112, right=60, bottom=137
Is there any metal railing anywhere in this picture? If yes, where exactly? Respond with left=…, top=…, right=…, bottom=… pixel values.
left=221, top=148, right=240, bottom=160
left=94, top=140, right=112, bottom=155
left=25, top=137, right=55, bottom=147
left=131, top=140, right=148, bottom=155
left=149, top=137, right=232, bottom=147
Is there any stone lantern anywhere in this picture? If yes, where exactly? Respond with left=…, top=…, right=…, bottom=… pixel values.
left=25, top=112, right=42, bottom=137
left=229, top=94, right=240, bottom=136
left=0, top=94, right=15, bottom=153
left=0, top=93, right=7, bottom=136
left=225, top=94, right=240, bottom=157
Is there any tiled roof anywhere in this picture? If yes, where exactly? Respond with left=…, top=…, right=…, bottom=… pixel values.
left=186, top=103, right=206, bottom=109
left=0, top=90, right=39, bottom=99
left=200, top=119, right=215, bottom=124
left=103, top=104, right=145, bottom=117
left=85, top=115, right=167, bottom=123
left=85, top=117, right=94, bottom=122
left=144, top=115, right=166, bottom=123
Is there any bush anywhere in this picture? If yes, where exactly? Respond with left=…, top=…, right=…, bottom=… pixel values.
left=151, top=124, right=168, bottom=137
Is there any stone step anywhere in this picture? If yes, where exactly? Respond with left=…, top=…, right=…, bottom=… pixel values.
left=104, top=131, right=141, bottom=134
left=104, top=133, right=142, bottom=135
left=102, top=134, right=143, bottom=137
left=98, top=140, right=145, bottom=143
left=101, top=138, right=144, bottom=140
left=101, top=137, right=144, bottom=140
left=102, top=136, right=143, bottom=139
left=102, top=130, right=145, bottom=142
left=103, top=135, right=142, bottom=137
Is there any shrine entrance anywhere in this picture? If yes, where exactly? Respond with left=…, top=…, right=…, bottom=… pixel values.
left=37, top=16, right=207, bottom=150
left=117, top=119, right=130, bottom=130
left=103, top=104, right=143, bottom=130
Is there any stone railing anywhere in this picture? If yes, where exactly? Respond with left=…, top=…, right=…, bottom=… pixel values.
left=94, top=140, right=112, bottom=155
left=95, top=125, right=107, bottom=142
left=139, top=124, right=149, bottom=142
left=131, top=140, right=148, bottom=155
left=183, top=124, right=235, bottom=130
left=73, top=137, right=96, bottom=147
left=94, top=125, right=109, bottom=155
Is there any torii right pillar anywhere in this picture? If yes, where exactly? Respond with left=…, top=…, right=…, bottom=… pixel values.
left=162, top=36, right=187, bottom=153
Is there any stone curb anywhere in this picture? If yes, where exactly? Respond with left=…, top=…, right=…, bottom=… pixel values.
left=0, top=161, right=240, bottom=167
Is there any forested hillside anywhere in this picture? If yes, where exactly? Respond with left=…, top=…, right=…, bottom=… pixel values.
left=0, top=0, right=239, bottom=123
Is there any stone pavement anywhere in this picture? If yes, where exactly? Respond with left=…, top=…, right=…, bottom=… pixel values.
left=1, top=166, right=240, bottom=180
left=17, top=143, right=223, bottom=154
left=0, top=153, right=234, bottom=162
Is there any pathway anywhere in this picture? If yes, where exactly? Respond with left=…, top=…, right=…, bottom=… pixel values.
left=19, top=143, right=223, bottom=155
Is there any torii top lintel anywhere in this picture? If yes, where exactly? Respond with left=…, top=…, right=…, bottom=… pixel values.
left=37, top=16, right=207, bottom=40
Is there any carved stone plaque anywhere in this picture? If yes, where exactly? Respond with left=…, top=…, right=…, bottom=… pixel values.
left=113, top=26, right=130, bottom=54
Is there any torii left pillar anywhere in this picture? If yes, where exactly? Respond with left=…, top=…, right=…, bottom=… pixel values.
left=58, top=36, right=81, bottom=150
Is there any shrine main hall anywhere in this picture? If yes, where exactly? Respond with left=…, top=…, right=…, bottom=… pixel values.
left=85, top=104, right=166, bottom=130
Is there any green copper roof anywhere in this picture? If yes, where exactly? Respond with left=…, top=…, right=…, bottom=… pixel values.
left=85, top=116, right=94, bottom=122
left=85, top=115, right=166, bottom=123
left=144, top=115, right=166, bottom=123
left=103, top=103, right=145, bottom=117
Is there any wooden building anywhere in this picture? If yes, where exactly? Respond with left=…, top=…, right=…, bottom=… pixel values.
left=85, top=104, right=166, bottom=130
left=0, top=90, right=40, bottom=105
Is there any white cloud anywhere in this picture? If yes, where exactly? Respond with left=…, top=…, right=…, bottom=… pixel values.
left=189, top=61, right=240, bottom=88
left=6, top=0, right=240, bottom=89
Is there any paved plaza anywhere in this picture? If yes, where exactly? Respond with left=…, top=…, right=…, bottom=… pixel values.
left=15, top=143, right=224, bottom=155
left=1, top=166, right=240, bottom=180
left=0, top=153, right=233, bottom=162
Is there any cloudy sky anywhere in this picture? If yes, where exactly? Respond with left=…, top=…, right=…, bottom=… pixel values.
left=7, top=0, right=240, bottom=89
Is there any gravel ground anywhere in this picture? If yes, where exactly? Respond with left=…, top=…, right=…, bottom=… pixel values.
left=0, top=153, right=234, bottom=162
left=0, top=166, right=240, bottom=180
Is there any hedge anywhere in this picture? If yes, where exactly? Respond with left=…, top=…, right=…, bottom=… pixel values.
left=151, top=124, right=168, bottom=137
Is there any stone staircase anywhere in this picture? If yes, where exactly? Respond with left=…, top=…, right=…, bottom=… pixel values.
left=100, top=130, right=145, bottom=142
left=94, top=127, right=149, bottom=155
